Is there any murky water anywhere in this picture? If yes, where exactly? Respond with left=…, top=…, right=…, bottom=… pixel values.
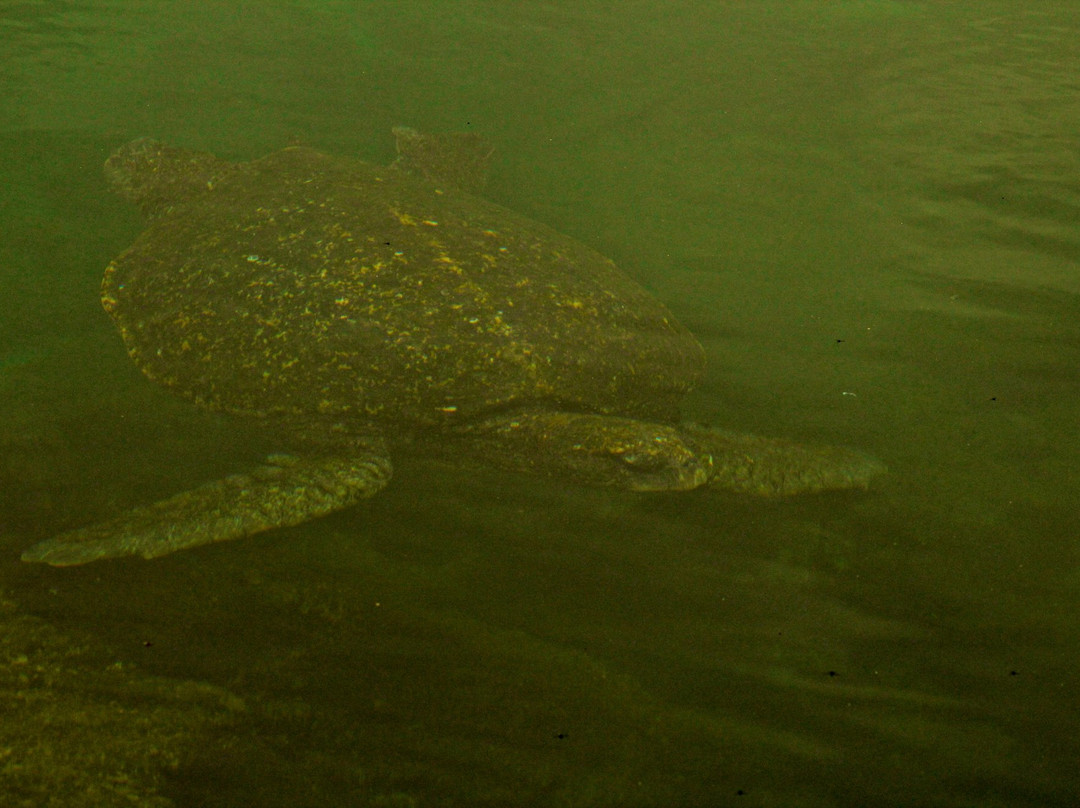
left=1, top=2, right=1078, bottom=805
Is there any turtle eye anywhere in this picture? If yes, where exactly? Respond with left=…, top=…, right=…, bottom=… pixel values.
left=616, top=451, right=663, bottom=472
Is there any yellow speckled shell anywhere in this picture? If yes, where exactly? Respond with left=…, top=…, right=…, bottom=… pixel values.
left=102, top=145, right=703, bottom=428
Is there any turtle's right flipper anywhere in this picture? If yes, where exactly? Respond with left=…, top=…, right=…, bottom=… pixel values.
left=21, top=454, right=392, bottom=567
left=679, top=424, right=886, bottom=496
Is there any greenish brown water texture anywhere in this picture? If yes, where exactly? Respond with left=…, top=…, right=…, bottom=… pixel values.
left=1, top=2, right=1078, bottom=806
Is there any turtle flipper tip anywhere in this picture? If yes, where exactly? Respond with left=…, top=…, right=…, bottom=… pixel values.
left=21, top=535, right=130, bottom=567
left=21, top=454, right=392, bottom=567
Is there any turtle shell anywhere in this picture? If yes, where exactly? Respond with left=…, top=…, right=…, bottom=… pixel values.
left=101, top=141, right=704, bottom=430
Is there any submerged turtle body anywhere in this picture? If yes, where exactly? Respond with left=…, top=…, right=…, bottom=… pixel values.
left=22, top=130, right=885, bottom=566
left=102, top=136, right=703, bottom=430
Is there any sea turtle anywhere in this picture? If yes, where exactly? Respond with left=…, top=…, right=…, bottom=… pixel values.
left=22, top=129, right=885, bottom=566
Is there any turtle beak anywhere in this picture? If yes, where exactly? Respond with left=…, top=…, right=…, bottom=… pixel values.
left=616, top=441, right=712, bottom=492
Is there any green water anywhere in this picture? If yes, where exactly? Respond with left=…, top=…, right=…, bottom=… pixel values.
left=1, top=2, right=1078, bottom=806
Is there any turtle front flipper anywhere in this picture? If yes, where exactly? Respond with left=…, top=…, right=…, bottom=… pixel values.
left=21, top=453, right=392, bottom=567
left=679, top=424, right=886, bottom=496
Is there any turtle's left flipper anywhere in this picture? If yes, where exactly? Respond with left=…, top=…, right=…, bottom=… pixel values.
left=680, top=424, right=886, bottom=496
left=21, top=453, right=392, bottom=566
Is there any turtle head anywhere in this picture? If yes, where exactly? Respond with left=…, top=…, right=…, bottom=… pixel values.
left=561, top=418, right=713, bottom=492
left=105, top=138, right=235, bottom=218
left=457, top=412, right=712, bottom=492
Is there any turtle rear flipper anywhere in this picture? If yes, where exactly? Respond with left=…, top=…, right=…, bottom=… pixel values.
left=21, top=453, right=392, bottom=567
